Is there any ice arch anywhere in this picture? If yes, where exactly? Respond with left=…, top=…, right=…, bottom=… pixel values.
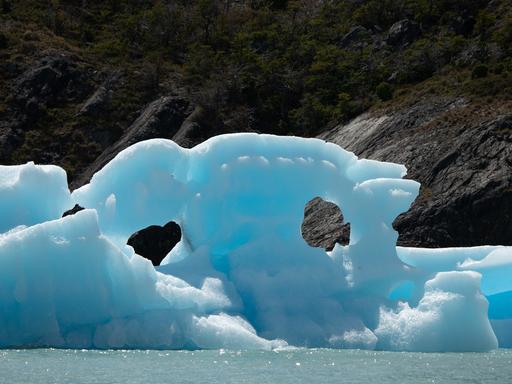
left=72, top=136, right=415, bottom=265
left=72, top=135, right=418, bottom=294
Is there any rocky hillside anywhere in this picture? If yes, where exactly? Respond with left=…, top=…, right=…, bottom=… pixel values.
left=1, top=0, right=511, bottom=248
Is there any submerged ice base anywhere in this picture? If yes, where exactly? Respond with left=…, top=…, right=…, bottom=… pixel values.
left=0, top=134, right=510, bottom=351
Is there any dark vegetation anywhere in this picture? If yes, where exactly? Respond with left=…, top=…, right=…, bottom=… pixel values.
left=1, top=0, right=512, bottom=180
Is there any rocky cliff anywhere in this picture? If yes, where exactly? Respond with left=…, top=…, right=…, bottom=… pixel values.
left=319, top=97, right=512, bottom=247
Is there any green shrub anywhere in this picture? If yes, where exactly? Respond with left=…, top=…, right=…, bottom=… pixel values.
left=493, top=63, right=504, bottom=75
left=475, top=10, right=496, bottom=40
left=376, top=82, right=393, bottom=101
left=493, top=18, right=512, bottom=53
left=472, top=64, right=488, bottom=79
left=0, top=31, right=8, bottom=49
left=1, top=0, right=12, bottom=13
left=289, top=94, right=333, bottom=135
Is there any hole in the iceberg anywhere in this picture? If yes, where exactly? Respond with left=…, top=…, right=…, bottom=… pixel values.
left=127, top=221, right=182, bottom=266
left=301, top=197, right=350, bottom=251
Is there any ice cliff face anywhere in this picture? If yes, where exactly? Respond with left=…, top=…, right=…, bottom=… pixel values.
left=0, top=134, right=509, bottom=351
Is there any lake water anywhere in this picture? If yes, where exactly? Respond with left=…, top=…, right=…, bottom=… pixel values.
left=1, top=348, right=510, bottom=384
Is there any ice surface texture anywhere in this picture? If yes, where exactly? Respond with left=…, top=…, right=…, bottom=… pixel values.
left=0, top=134, right=510, bottom=351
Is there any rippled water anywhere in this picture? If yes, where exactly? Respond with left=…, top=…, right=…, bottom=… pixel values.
left=1, top=348, right=511, bottom=384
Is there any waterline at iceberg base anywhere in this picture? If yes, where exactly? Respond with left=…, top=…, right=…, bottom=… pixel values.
left=0, top=134, right=510, bottom=352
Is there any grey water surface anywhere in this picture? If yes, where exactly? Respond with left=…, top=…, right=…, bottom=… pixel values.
left=1, top=348, right=510, bottom=384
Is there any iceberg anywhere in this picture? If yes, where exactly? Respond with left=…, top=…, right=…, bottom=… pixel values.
left=0, top=133, right=510, bottom=351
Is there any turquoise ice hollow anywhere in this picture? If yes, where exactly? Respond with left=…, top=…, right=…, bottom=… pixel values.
left=0, top=133, right=510, bottom=350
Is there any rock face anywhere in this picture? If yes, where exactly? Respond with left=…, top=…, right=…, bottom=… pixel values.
left=318, top=98, right=512, bottom=247
left=127, top=221, right=182, bottom=266
left=301, top=197, right=350, bottom=251
left=386, top=19, right=421, bottom=46
left=13, top=56, right=88, bottom=108
left=339, top=26, right=370, bottom=48
left=78, top=71, right=120, bottom=117
left=172, top=105, right=227, bottom=148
